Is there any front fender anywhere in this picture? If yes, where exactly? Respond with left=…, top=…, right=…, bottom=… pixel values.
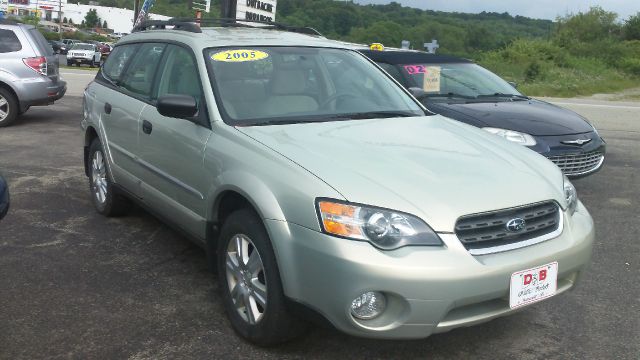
left=209, top=170, right=286, bottom=223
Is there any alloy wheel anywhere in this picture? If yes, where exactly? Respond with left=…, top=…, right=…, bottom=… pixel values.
left=0, top=95, right=9, bottom=122
left=91, top=150, right=108, bottom=204
left=225, top=234, right=268, bottom=325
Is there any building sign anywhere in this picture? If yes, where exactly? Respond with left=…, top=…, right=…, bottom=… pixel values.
left=8, top=0, right=29, bottom=5
left=236, top=0, right=276, bottom=22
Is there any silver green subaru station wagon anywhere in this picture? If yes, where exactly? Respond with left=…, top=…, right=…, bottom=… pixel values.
left=81, top=20, right=594, bottom=345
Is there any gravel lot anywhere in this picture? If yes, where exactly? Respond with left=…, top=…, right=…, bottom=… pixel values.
left=0, top=86, right=638, bottom=359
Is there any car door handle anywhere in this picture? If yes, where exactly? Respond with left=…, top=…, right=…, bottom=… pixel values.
left=142, top=120, right=153, bottom=135
left=104, top=102, right=111, bottom=114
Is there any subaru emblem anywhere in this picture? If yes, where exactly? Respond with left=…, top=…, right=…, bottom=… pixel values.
left=506, top=218, right=526, bottom=232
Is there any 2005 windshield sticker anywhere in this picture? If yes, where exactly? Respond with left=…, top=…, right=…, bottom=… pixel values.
left=211, top=49, right=269, bottom=62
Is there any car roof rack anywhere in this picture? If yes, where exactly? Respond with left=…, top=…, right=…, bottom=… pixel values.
left=132, top=17, right=323, bottom=37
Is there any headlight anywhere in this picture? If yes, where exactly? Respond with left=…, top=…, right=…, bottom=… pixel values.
left=563, top=176, right=578, bottom=215
left=316, top=199, right=442, bottom=250
left=483, top=127, right=537, bottom=146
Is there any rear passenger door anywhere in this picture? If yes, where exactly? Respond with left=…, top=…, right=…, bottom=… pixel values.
left=92, top=43, right=164, bottom=198
left=137, top=44, right=212, bottom=241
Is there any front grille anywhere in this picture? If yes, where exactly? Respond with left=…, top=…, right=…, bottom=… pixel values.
left=548, top=151, right=603, bottom=176
left=455, top=201, right=560, bottom=254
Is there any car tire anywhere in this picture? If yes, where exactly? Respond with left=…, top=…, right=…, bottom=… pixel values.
left=217, top=209, right=306, bottom=346
left=88, top=138, right=130, bottom=216
left=0, top=87, right=19, bottom=128
left=90, top=60, right=96, bottom=68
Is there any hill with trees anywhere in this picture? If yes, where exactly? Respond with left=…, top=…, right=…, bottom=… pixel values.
left=65, top=0, right=640, bottom=96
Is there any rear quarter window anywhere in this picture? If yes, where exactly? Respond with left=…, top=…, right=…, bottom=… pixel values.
left=28, top=29, right=53, bottom=56
left=0, top=29, right=22, bottom=53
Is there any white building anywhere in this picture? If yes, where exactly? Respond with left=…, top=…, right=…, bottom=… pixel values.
left=0, top=1, right=170, bottom=33
left=1, top=0, right=67, bottom=21
left=63, top=4, right=170, bottom=33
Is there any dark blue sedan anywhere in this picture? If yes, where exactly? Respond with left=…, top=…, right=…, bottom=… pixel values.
left=361, top=49, right=606, bottom=178
left=0, top=175, right=9, bottom=220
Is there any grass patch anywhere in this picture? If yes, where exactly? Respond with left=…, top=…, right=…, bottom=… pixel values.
left=478, top=39, right=640, bottom=98
left=60, top=65, right=99, bottom=71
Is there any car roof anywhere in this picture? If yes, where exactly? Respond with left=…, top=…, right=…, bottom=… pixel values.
left=359, top=49, right=473, bottom=65
left=119, top=26, right=348, bottom=49
left=0, top=20, right=34, bottom=29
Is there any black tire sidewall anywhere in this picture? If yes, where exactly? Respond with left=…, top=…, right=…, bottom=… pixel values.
left=0, top=87, right=18, bottom=127
left=216, top=209, right=302, bottom=345
left=88, top=139, right=121, bottom=216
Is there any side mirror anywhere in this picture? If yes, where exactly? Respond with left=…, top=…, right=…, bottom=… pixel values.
left=0, top=176, right=9, bottom=221
left=157, top=94, right=198, bottom=119
left=508, top=81, right=518, bottom=89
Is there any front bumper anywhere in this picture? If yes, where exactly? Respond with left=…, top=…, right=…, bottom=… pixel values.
left=67, top=56, right=95, bottom=65
left=266, top=201, right=594, bottom=339
left=530, top=131, right=606, bottom=178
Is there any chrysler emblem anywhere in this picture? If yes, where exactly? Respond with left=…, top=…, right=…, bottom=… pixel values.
left=506, top=218, right=526, bottom=232
left=561, top=139, right=592, bottom=146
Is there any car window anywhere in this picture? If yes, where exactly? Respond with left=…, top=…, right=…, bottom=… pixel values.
left=377, top=62, right=405, bottom=86
left=72, top=44, right=95, bottom=51
left=101, top=44, right=138, bottom=82
left=119, top=43, right=166, bottom=98
left=0, top=29, right=22, bottom=53
left=155, top=45, right=202, bottom=101
left=207, top=47, right=423, bottom=125
left=28, top=28, right=53, bottom=56
left=399, top=63, right=522, bottom=98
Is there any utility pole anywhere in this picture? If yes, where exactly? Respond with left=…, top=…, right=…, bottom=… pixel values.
left=133, top=0, right=140, bottom=26
left=58, top=0, right=62, bottom=40
left=220, top=0, right=236, bottom=19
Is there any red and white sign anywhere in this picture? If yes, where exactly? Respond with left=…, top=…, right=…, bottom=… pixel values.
left=509, top=261, right=558, bottom=309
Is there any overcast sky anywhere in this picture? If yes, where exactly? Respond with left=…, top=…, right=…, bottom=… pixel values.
left=354, top=0, right=639, bottom=20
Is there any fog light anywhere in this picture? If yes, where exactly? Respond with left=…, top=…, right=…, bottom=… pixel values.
left=350, top=291, right=386, bottom=320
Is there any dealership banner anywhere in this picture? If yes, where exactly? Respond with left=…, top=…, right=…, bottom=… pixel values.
left=236, top=0, right=276, bottom=22
left=134, top=0, right=156, bottom=27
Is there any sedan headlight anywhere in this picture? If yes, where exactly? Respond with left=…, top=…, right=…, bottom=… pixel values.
left=316, top=199, right=442, bottom=250
left=563, top=176, right=578, bottom=215
left=483, top=127, right=537, bottom=146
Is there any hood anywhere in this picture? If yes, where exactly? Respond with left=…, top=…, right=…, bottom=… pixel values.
left=426, top=99, right=594, bottom=136
left=237, top=115, right=565, bottom=232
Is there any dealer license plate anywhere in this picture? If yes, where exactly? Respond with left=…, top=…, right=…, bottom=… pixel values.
left=509, top=262, right=558, bottom=309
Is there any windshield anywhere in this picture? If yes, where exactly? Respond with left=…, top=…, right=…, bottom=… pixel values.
left=72, top=44, right=94, bottom=51
left=398, top=63, right=523, bottom=100
left=206, top=47, right=424, bottom=126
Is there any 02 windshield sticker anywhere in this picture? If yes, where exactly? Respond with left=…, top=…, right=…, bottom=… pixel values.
left=404, top=64, right=427, bottom=74
left=211, top=49, right=269, bottom=62
left=422, top=66, right=441, bottom=92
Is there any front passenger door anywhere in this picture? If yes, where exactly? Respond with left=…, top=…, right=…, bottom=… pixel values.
left=137, top=44, right=212, bottom=241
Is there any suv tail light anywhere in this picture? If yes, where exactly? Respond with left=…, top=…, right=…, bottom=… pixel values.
left=23, top=56, right=48, bottom=76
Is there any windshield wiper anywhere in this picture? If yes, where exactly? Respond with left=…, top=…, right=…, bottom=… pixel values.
left=417, top=92, right=476, bottom=100
left=239, top=111, right=418, bottom=126
left=476, top=93, right=530, bottom=100
left=328, top=111, right=419, bottom=120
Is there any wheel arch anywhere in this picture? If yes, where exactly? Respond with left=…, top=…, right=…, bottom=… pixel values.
left=0, top=80, right=20, bottom=110
left=205, top=174, right=287, bottom=269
